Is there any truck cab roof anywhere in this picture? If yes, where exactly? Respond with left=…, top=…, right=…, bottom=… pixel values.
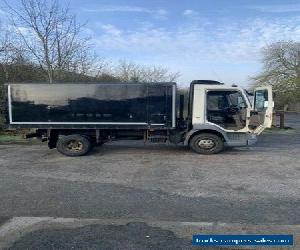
left=191, top=80, right=224, bottom=85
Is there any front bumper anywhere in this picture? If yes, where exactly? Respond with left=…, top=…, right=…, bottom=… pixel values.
left=225, top=133, right=257, bottom=147
left=247, top=133, right=258, bottom=145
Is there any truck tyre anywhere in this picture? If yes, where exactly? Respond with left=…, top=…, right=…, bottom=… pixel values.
left=56, top=134, right=92, bottom=156
left=189, top=133, right=224, bottom=154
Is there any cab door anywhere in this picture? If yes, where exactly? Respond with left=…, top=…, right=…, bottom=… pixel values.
left=251, top=85, right=274, bottom=133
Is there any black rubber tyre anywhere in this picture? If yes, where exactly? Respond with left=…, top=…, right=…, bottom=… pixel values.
left=56, top=134, right=92, bottom=156
left=189, top=133, right=224, bottom=154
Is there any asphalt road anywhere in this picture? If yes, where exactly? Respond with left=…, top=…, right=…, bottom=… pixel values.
left=0, top=114, right=300, bottom=249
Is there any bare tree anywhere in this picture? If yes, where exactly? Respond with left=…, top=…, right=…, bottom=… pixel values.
left=252, top=41, right=300, bottom=108
left=0, top=23, right=10, bottom=129
left=0, top=23, right=27, bottom=81
left=0, top=32, right=6, bottom=55
left=253, top=41, right=300, bottom=90
left=4, top=0, right=93, bottom=83
left=116, top=60, right=180, bottom=83
left=0, top=23, right=12, bottom=63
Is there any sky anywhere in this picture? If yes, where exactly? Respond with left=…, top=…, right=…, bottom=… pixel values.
left=1, top=0, right=300, bottom=87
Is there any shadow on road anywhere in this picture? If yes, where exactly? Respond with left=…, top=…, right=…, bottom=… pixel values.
left=9, top=222, right=190, bottom=250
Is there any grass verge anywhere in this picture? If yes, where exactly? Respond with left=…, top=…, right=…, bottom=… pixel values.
left=263, top=126, right=295, bottom=134
left=0, top=131, right=41, bottom=144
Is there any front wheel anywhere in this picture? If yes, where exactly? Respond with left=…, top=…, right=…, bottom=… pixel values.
left=56, top=134, right=92, bottom=156
left=189, top=133, right=224, bottom=154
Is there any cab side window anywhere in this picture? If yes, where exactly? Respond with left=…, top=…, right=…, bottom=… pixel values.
left=254, top=90, right=268, bottom=112
left=207, top=90, right=247, bottom=130
left=207, top=94, right=227, bottom=111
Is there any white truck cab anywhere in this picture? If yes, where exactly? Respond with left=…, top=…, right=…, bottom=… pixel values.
left=184, top=80, right=274, bottom=153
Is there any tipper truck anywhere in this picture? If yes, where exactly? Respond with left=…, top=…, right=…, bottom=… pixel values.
left=5, top=80, right=274, bottom=156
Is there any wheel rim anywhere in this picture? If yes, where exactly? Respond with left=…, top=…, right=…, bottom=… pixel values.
left=66, top=140, right=83, bottom=152
left=198, top=138, right=215, bottom=149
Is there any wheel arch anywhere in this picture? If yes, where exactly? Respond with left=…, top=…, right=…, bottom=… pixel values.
left=47, top=129, right=96, bottom=149
left=184, top=127, right=228, bottom=146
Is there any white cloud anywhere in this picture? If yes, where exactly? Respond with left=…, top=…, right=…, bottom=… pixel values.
left=83, top=5, right=168, bottom=20
left=83, top=5, right=151, bottom=13
left=92, top=17, right=300, bottom=85
left=99, top=24, right=122, bottom=36
left=249, top=4, right=300, bottom=13
left=183, top=9, right=196, bottom=16
left=81, top=27, right=95, bottom=36
left=155, top=8, right=168, bottom=20
left=94, top=17, right=300, bottom=61
left=157, top=9, right=168, bottom=16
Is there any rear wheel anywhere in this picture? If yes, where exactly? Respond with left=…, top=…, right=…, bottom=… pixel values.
left=189, top=133, right=224, bottom=154
left=56, top=134, right=92, bottom=156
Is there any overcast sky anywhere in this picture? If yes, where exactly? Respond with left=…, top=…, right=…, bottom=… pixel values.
left=1, top=0, right=300, bottom=87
